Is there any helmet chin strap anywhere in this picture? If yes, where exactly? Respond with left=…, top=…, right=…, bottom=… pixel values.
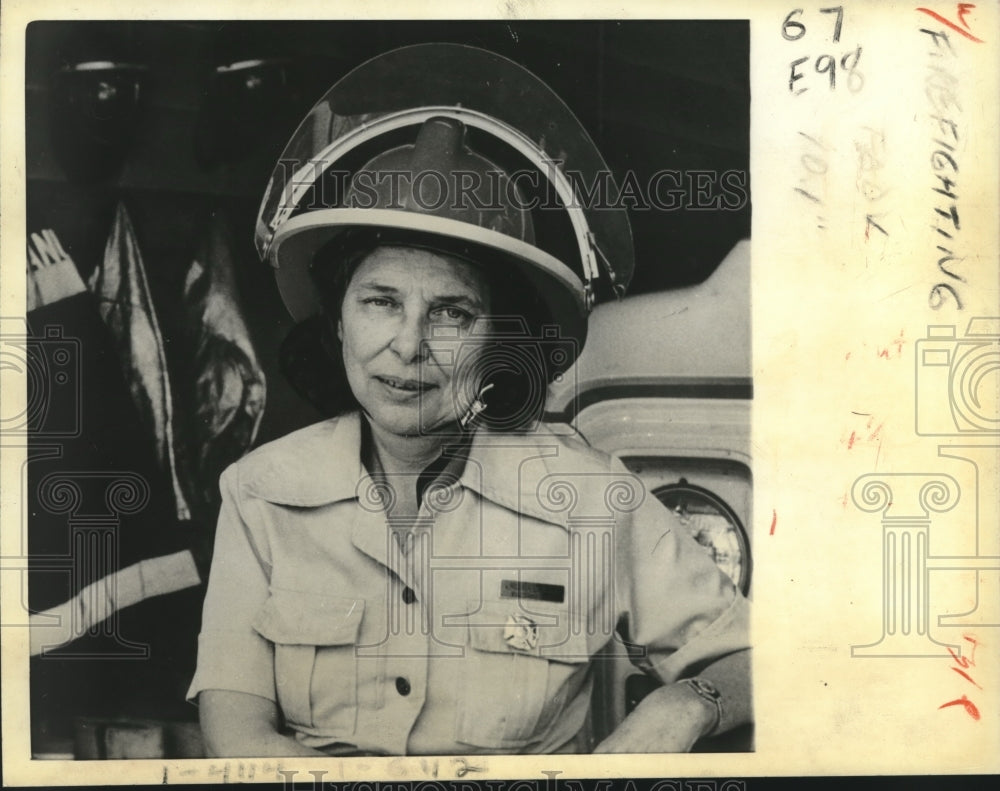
left=459, top=382, right=495, bottom=430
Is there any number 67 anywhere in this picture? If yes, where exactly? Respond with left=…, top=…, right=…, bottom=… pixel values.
left=782, top=7, right=845, bottom=42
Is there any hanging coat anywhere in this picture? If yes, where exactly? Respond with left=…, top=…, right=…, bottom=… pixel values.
left=87, top=201, right=191, bottom=521
left=175, top=212, right=266, bottom=525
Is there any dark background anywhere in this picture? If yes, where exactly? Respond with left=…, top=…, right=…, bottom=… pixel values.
left=24, top=20, right=749, bottom=752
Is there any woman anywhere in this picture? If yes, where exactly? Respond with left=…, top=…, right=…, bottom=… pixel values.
left=187, top=45, right=751, bottom=756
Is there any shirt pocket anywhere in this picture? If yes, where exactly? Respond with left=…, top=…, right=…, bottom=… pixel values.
left=251, top=588, right=364, bottom=735
left=454, top=599, right=591, bottom=750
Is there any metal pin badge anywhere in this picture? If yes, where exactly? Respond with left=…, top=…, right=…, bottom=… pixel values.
left=503, top=614, right=538, bottom=652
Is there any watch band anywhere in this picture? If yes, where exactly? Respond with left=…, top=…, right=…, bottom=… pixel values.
left=681, top=677, right=724, bottom=735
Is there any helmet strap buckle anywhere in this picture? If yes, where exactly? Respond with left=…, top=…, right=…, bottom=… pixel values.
left=459, top=382, right=496, bottom=430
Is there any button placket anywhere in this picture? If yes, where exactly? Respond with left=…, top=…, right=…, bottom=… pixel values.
left=358, top=612, right=430, bottom=753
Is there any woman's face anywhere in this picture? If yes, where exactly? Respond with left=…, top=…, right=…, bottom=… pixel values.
left=338, top=245, right=491, bottom=438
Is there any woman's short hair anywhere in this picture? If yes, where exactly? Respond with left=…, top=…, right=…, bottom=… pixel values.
left=279, top=228, right=562, bottom=433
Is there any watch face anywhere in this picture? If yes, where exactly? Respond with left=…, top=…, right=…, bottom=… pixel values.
left=653, top=480, right=751, bottom=595
left=690, top=678, right=721, bottom=698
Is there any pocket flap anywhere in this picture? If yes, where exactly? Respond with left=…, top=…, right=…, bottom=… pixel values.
left=252, top=588, right=364, bottom=646
left=464, top=600, right=590, bottom=663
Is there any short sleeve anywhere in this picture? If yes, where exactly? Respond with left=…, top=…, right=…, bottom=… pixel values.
left=613, top=458, right=750, bottom=684
left=186, top=463, right=276, bottom=704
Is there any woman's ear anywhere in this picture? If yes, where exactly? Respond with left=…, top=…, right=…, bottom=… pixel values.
left=336, top=318, right=343, bottom=342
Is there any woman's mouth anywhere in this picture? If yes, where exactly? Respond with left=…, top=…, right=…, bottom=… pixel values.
left=374, top=375, right=435, bottom=394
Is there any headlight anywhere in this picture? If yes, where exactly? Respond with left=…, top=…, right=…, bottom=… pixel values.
left=653, top=478, right=751, bottom=594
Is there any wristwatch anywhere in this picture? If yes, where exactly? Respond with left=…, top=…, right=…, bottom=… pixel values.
left=681, top=677, right=724, bottom=735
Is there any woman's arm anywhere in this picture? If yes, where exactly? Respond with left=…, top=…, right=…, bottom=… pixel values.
left=605, top=454, right=753, bottom=752
left=199, top=690, right=326, bottom=757
left=592, top=650, right=751, bottom=753
left=190, top=467, right=319, bottom=757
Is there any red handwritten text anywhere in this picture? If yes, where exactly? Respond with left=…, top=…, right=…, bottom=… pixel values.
left=939, top=635, right=983, bottom=720
left=916, top=4, right=985, bottom=43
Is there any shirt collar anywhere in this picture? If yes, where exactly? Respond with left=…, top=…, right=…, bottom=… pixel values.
left=237, top=411, right=579, bottom=529
left=237, top=413, right=365, bottom=507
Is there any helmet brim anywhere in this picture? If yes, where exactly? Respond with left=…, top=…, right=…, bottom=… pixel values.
left=270, top=207, right=589, bottom=350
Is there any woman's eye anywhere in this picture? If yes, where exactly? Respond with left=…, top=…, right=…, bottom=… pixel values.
left=363, top=297, right=396, bottom=308
left=432, top=306, right=473, bottom=323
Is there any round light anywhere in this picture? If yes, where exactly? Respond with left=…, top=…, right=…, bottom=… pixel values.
left=653, top=479, right=751, bottom=594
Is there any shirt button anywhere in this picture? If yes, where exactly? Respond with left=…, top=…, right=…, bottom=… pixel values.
left=395, top=676, right=411, bottom=696
left=401, top=586, right=417, bottom=604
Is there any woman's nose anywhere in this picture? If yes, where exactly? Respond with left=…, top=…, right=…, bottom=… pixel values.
left=388, top=311, right=428, bottom=362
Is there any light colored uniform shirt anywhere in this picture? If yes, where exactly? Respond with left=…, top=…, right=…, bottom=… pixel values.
left=187, top=412, right=749, bottom=755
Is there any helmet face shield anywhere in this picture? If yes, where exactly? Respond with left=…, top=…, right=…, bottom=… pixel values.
left=256, top=43, right=634, bottom=367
